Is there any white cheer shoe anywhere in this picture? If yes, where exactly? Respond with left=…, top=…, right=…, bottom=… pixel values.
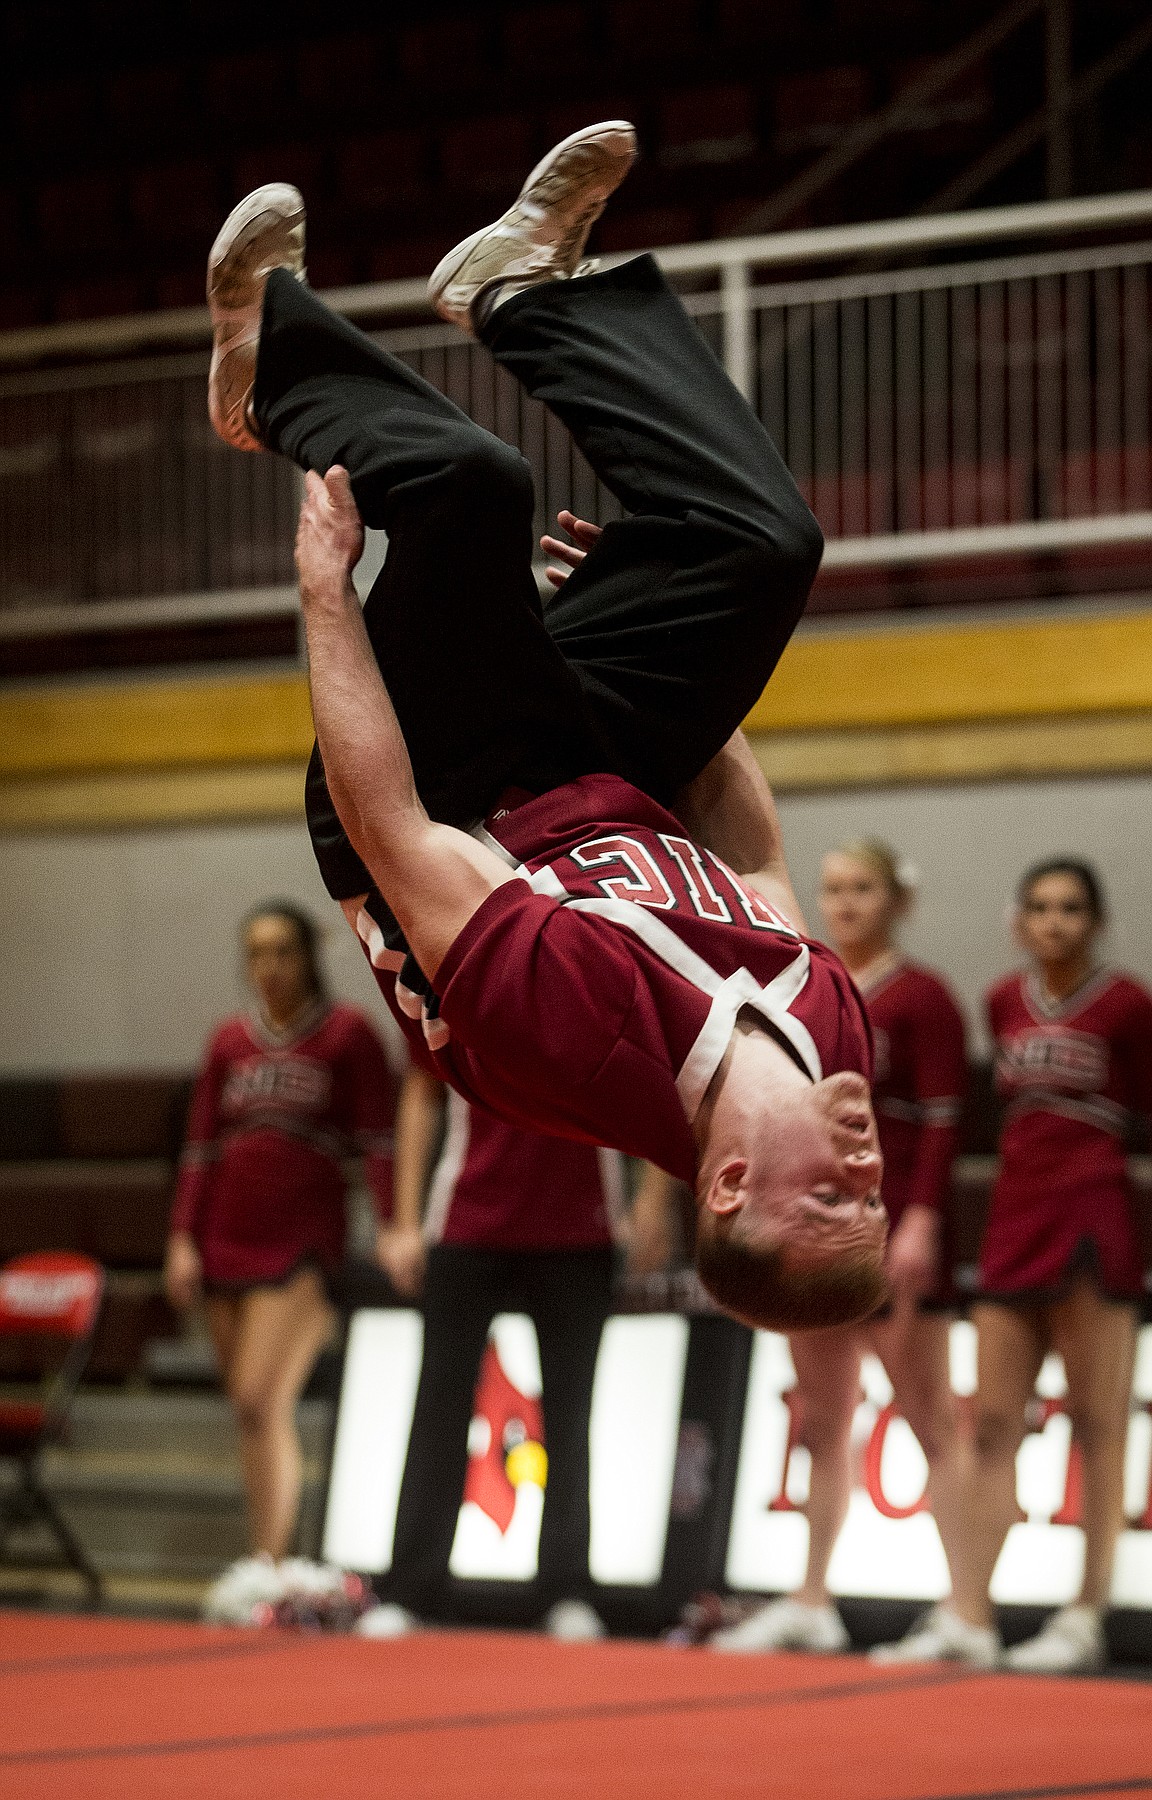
left=355, top=1602, right=421, bottom=1640
left=207, top=182, right=307, bottom=452
left=543, top=1599, right=608, bottom=1642
left=1003, top=1604, right=1106, bottom=1673
left=202, top=1553, right=287, bottom=1625
left=869, top=1604, right=1000, bottom=1668
left=711, top=1597, right=850, bottom=1655
left=428, top=121, right=637, bottom=336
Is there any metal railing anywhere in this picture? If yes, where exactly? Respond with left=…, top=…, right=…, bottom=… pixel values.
left=3, top=188, right=1152, bottom=638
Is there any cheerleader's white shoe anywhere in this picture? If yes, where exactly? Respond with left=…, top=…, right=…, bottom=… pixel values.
left=712, top=1597, right=850, bottom=1654
left=1003, top=1605, right=1106, bottom=1673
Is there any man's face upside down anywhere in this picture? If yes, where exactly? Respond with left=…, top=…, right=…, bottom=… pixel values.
left=694, top=1070, right=889, bottom=1333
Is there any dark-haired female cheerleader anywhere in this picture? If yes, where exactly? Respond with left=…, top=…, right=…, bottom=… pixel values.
left=886, top=859, right=1152, bottom=1672
left=164, top=902, right=395, bottom=1615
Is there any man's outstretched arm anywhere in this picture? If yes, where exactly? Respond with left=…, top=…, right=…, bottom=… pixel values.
left=296, top=466, right=515, bottom=975
left=674, top=730, right=806, bottom=932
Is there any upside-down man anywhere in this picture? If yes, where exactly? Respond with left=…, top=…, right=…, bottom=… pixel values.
left=206, top=122, right=888, bottom=1332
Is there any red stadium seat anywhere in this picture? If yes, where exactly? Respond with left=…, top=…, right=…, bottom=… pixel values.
left=295, top=34, right=385, bottom=113
left=36, top=174, right=122, bottom=256
left=440, top=115, right=536, bottom=195
left=658, top=86, right=758, bottom=168
left=503, top=5, right=591, bottom=78
left=915, top=459, right=1032, bottom=530
left=336, top=130, right=431, bottom=215
left=0, top=1252, right=104, bottom=1604
left=606, top=0, right=702, bottom=61
left=106, top=64, right=196, bottom=145
left=1057, top=448, right=1152, bottom=517
left=204, top=50, right=292, bottom=129
left=399, top=15, right=493, bottom=91
left=57, top=1075, right=185, bottom=1162
left=598, top=205, right=700, bottom=252
left=129, top=159, right=222, bottom=247
left=234, top=145, right=326, bottom=210
left=774, top=66, right=873, bottom=155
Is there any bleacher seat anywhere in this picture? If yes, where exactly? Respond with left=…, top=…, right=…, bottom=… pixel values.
left=106, top=64, right=196, bottom=147
left=129, top=159, right=223, bottom=248
left=600, top=205, right=700, bottom=252
left=774, top=66, right=873, bottom=155
left=36, top=174, right=122, bottom=256
left=336, top=130, right=432, bottom=215
left=15, top=76, right=100, bottom=160
left=606, top=0, right=703, bottom=62
left=440, top=115, right=536, bottom=195
left=234, top=145, right=326, bottom=212
left=658, top=85, right=759, bottom=168
left=503, top=5, right=591, bottom=78
left=57, top=1075, right=186, bottom=1161
left=204, top=50, right=293, bottom=131
left=295, top=34, right=386, bottom=115
left=398, top=15, right=494, bottom=92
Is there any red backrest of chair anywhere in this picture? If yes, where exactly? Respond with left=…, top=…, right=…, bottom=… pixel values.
left=0, top=1252, right=103, bottom=1340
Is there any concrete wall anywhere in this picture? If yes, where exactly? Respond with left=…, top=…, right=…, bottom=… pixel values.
left=2, top=769, right=1152, bottom=1071
left=0, top=817, right=402, bottom=1073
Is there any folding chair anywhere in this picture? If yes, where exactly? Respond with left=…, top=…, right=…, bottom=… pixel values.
left=0, top=1251, right=105, bottom=1606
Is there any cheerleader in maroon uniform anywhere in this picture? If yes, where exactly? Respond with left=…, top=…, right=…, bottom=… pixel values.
left=359, top=1059, right=675, bottom=1640
left=962, top=860, right=1150, bottom=1672
left=164, top=903, right=395, bottom=1608
left=717, top=841, right=980, bottom=1656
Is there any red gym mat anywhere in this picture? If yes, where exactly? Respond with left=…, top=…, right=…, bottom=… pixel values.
left=0, top=1610, right=1148, bottom=1799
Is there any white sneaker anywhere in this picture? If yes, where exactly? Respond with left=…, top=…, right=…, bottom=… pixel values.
left=428, top=121, right=637, bottom=336
left=202, top=1553, right=287, bottom=1626
left=543, top=1599, right=608, bottom=1642
left=355, top=1602, right=420, bottom=1640
left=712, top=1598, right=850, bottom=1654
left=207, top=182, right=307, bottom=452
left=869, top=1605, right=1000, bottom=1668
left=1004, top=1605, right=1106, bottom=1673
left=278, top=1556, right=346, bottom=1598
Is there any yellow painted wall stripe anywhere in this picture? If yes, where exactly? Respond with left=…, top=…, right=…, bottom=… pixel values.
left=0, top=672, right=314, bottom=779
left=0, top=763, right=307, bottom=833
left=744, top=607, right=1152, bottom=733
left=5, top=715, right=1152, bottom=833
left=2, top=606, right=1152, bottom=786
left=752, top=710, right=1152, bottom=792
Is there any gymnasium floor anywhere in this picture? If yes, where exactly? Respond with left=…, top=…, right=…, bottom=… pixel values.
left=0, top=1611, right=1148, bottom=1799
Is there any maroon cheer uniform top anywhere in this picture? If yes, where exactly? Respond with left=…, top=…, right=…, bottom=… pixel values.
left=983, top=968, right=1152, bottom=1301
left=863, top=962, right=967, bottom=1229
left=358, top=774, right=873, bottom=1184
left=425, top=1089, right=624, bottom=1252
left=171, top=1000, right=396, bottom=1288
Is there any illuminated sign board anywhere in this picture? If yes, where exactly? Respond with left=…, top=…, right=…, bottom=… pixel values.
left=323, top=1310, right=689, bottom=1586
left=324, top=1311, right=1152, bottom=1611
left=727, top=1323, right=1152, bottom=1607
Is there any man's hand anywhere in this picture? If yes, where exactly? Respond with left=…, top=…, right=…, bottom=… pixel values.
left=296, top=466, right=365, bottom=605
left=541, top=510, right=602, bottom=589
left=624, top=1166, right=679, bottom=1276
left=164, top=1231, right=202, bottom=1311
left=376, top=1223, right=427, bottom=1300
left=675, top=730, right=804, bottom=931
left=885, top=1204, right=940, bottom=1302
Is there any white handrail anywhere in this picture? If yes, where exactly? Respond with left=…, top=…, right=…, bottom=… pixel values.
left=3, top=188, right=1152, bottom=369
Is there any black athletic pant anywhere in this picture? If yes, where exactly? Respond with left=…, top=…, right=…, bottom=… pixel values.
left=253, top=256, right=823, bottom=901
left=384, top=1243, right=614, bottom=1620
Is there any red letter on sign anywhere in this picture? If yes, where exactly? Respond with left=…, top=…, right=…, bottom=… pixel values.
left=864, top=1405, right=929, bottom=1520
left=767, top=1386, right=804, bottom=1513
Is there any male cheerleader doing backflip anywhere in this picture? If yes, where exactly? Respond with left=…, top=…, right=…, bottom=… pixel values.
left=205, top=122, right=888, bottom=1333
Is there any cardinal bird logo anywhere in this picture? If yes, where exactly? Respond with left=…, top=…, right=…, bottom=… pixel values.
left=462, top=1342, right=547, bottom=1534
